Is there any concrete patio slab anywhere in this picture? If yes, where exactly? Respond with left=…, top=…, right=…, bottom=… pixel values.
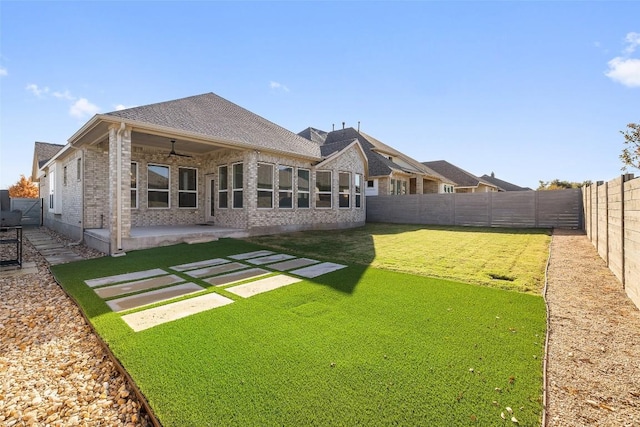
left=226, top=275, right=302, bottom=298
left=170, top=258, right=229, bottom=272
left=106, top=282, right=205, bottom=312
left=203, top=268, right=270, bottom=286
left=289, top=262, right=347, bottom=278
left=95, top=274, right=185, bottom=299
left=246, top=253, right=296, bottom=265
left=121, top=293, right=234, bottom=332
left=185, top=262, right=247, bottom=278
left=228, top=250, right=274, bottom=260
left=85, top=268, right=167, bottom=288
left=267, top=257, right=320, bottom=271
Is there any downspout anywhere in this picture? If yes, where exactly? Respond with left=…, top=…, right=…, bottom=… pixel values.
left=116, top=122, right=125, bottom=252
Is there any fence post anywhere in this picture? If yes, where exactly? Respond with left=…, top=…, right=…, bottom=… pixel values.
left=605, top=181, right=609, bottom=266
left=621, top=175, right=626, bottom=288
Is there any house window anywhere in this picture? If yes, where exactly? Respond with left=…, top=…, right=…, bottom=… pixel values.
left=391, top=178, right=407, bottom=195
left=148, top=164, right=170, bottom=208
left=178, top=167, right=197, bottom=208
left=257, top=163, right=274, bottom=209
left=63, top=166, right=67, bottom=186
left=355, top=174, right=362, bottom=208
left=77, top=158, right=82, bottom=181
left=339, top=172, right=351, bottom=208
left=316, top=171, right=332, bottom=209
left=49, top=168, right=55, bottom=211
left=278, top=166, right=293, bottom=209
left=232, top=163, right=243, bottom=209
left=367, top=180, right=374, bottom=188
left=218, top=166, right=228, bottom=208
left=130, top=162, right=138, bottom=209
left=297, top=168, right=310, bottom=208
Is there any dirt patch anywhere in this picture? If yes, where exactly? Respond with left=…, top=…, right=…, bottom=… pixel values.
left=546, top=229, right=640, bottom=426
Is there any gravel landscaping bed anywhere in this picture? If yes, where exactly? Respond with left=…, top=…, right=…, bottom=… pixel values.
left=2, top=227, right=639, bottom=426
left=0, top=228, right=150, bottom=426
left=546, top=229, right=640, bottom=427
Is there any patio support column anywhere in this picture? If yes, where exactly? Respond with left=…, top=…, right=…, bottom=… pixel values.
left=416, top=176, right=424, bottom=195
left=108, top=123, right=132, bottom=255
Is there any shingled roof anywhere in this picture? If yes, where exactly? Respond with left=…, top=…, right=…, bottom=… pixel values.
left=32, top=141, right=65, bottom=181
left=480, top=173, right=531, bottom=191
left=422, top=160, right=497, bottom=189
left=105, top=93, right=321, bottom=159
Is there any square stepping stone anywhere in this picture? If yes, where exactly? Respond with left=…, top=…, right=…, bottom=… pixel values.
left=246, top=253, right=296, bottom=265
left=94, top=275, right=185, bottom=299
left=185, top=262, right=247, bottom=278
left=228, top=250, right=275, bottom=260
left=226, top=275, right=302, bottom=298
left=106, top=282, right=204, bottom=312
left=268, top=258, right=319, bottom=271
left=122, top=293, right=234, bottom=332
left=204, top=268, right=270, bottom=286
left=85, top=268, right=167, bottom=288
left=170, top=258, right=229, bottom=272
left=289, top=262, right=347, bottom=278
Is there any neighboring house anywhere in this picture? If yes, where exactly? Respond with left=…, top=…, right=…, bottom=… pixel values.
left=32, top=141, right=64, bottom=183
left=421, top=160, right=499, bottom=193
left=298, top=126, right=453, bottom=196
left=480, top=172, right=532, bottom=192
left=35, top=93, right=368, bottom=255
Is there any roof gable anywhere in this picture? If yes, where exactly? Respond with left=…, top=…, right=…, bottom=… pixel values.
left=422, top=160, right=496, bottom=188
left=480, top=174, right=531, bottom=191
left=105, top=93, right=321, bottom=159
left=32, top=141, right=65, bottom=180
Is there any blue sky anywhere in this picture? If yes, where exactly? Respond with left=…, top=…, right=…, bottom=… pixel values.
left=1, top=1, right=639, bottom=190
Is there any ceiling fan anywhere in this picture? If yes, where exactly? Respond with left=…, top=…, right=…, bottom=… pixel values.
left=167, top=139, right=192, bottom=158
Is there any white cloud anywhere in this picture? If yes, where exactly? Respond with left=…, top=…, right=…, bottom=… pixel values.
left=623, top=32, right=640, bottom=55
left=26, top=83, right=50, bottom=97
left=114, top=104, right=136, bottom=111
left=52, top=90, right=75, bottom=100
left=605, top=57, right=640, bottom=87
left=605, top=32, right=640, bottom=87
left=269, top=81, right=290, bottom=92
left=70, top=98, right=101, bottom=119
left=0, top=66, right=7, bottom=77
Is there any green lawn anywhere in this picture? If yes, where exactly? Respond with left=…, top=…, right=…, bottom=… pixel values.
left=52, top=226, right=548, bottom=426
left=247, top=223, right=552, bottom=293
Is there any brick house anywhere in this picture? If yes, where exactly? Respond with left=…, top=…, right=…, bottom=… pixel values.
left=35, top=93, right=367, bottom=255
left=298, top=127, right=454, bottom=197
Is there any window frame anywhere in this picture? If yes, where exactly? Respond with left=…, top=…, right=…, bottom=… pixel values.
left=77, top=158, right=82, bottom=181
left=218, top=165, right=228, bottom=209
left=339, top=171, right=351, bottom=209
left=147, top=163, right=170, bottom=209
left=297, top=168, right=310, bottom=209
left=278, top=165, right=293, bottom=209
left=130, top=161, right=138, bottom=209
left=178, top=167, right=198, bottom=209
left=355, top=173, right=362, bottom=208
left=315, top=170, right=332, bottom=209
left=257, top=162, right=274, bottom=209
left=232, top=162, right=243, bottom=209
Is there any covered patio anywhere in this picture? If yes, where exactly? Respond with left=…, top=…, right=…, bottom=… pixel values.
left=83, top=224, right=248, bottom=254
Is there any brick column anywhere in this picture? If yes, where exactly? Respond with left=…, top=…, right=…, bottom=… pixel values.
left=108, top=124, right=132, bottom=254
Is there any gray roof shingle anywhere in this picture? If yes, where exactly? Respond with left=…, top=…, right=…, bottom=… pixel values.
left=422, top=160, right=496, bottom=188
left=34, top=141, right=64, bottom=168
left=480, top=174, right=531, bottom=191
left=106, top=93, right=321, bottom=159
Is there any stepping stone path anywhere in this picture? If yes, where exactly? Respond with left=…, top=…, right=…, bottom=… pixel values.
left=23, top=228, right=85, bottom=265
left=83, top=251, right=347, bottom=331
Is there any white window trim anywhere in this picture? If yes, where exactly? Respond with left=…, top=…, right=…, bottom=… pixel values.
left=257, top=162, right=274, bottom=209
left=278, top=165, right=293, bottom=209
left=355, top=173, right=362, bottom=208
left=232, top=162, right=244, bottom=209
left=178, top=166, right=198, bottom=209
left=131, top=161, right=138, bottom=210
left=148, top=163, right=171, bottom=209
left=339, top=171, right=351, bottom=209
left=297, top=168, right=310, bottom=209
left=316, top=170, right=332, bottom=209
left=218, top=165, right=229, bottom=209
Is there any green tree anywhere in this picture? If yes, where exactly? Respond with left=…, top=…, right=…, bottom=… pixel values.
left=537, top=179, right=592, bottom=190
left=620, top=122, right=640, bottom=170
left=8, top=175, right=39, bottom=198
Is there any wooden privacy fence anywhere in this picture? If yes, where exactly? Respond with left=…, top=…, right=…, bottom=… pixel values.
left=583, top=174, right=640, bottom=309
left=366, top=188, right=583, bottom=229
